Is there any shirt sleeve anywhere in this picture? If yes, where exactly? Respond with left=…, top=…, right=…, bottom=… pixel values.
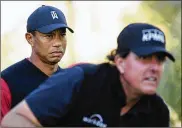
left=0, top=78, right=12, bottom=121
left=67, top=62, right=89, bottom=68
left=25, top=66, right=84, bottom=126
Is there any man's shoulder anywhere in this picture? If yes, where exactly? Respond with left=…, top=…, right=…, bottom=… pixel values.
left=68, top=62, right=99, bottom=75
left=151, top=94, right=168, bottom=105
left=1, top=59, right=28, bottom=75
left=148, top=94, right=169, bottom=112
left=69, top=62, right=112, bottom=76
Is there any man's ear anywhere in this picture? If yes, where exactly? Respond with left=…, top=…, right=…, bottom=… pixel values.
left=25, top=32, right=34, bottom=47
left=114, top=54, right=125, bottom=74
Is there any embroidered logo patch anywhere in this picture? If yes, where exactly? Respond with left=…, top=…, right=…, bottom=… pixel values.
left=50, top=11, right=58, bottom=19
left=83, top=114, right=107, bottom=127
left=142, top=29, right=165, bottom=43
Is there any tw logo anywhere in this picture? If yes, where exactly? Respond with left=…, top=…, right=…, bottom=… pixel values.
left=50, top=11, right=58, bottom=19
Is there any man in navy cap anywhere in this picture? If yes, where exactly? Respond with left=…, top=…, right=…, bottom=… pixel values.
left=0, top=5, right=74, bottom=121
left=1, top=23, right=175, bottom=127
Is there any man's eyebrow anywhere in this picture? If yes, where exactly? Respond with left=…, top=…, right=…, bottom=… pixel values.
left=59, top=28, right=66, bottom=33
left=44, top=29, right=66, bottom=35
left=46, top=31, right=54, bottom=34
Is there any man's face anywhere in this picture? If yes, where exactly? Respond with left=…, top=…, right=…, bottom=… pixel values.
left=29, top=29, right=67, bottom=65
left=120, top=52, right=166, bottom=95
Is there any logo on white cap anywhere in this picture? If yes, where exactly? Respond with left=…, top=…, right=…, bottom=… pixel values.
left=51, top=11, right=58, bottom=19
left=142, top=29, right=165, bottom=43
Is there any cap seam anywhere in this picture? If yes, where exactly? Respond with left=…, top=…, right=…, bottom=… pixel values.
left=37, top=23, right=67, bottom=29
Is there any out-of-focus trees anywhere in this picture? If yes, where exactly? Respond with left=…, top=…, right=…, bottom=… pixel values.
left=1, top=34, right=16, bottom=70
left=144, top=1, right=181, bottom=126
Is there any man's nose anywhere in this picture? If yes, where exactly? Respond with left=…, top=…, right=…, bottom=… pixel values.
left=149, top=57, right=161, bottom=72
left=52, top=35, right=62, bottom=47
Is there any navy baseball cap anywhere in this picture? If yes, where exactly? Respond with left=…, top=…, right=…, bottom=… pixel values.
left=27, top=5, right=74, bottom=33
left=117, top=23, right=175, bottom=62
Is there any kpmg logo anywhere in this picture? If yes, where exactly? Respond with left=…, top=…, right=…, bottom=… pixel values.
left=50, top=11, right=58, bottom=19
left=142, top=29, right=165, bottom=43
left=83, top=114, right=107, bottom=127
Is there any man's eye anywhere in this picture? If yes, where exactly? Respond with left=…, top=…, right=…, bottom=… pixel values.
left=138, top=56, right=149, bottom=60
left=138, top=56, right=144, bottom=59
left=45, top=34, right=53, bottom=37
left=61, top=33, right=66, bottom=36
left=157, top=56, right=166, bottom=62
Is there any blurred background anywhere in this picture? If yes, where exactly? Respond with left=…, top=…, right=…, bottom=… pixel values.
left=1, top=1, right=181, bottom=127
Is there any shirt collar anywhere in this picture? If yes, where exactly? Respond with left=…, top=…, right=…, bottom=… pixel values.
left=127, top=95, right=154, bottom=115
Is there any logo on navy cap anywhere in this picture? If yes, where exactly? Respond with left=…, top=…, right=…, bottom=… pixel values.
left=51, top=11, right=58, bottom=19
left=142, top=29, right=165, bottom=43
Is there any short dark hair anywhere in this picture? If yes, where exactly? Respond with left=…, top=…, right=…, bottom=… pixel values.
left=29, top=31, right=36, bottom=36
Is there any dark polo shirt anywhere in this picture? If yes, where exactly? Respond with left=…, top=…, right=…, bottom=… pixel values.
left=26, top=63, right=169, bottom=127
left=1, top=58, right=61, bottom=108
left=119, top=93, right=169, bottom=127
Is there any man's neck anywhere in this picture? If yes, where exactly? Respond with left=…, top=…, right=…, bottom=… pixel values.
left=28, top=57, right=59, bottom=76
left=119, top=75, right=141, bottom=115
left=120, top=75, right=141, bottom=102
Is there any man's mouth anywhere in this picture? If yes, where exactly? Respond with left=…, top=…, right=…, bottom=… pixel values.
left=145, top=77, right=157, bottom=81
left=52, top=51, right=62, bottom=53
left=143, top=76, right=158, bottom=85
left=51, top=51, right=63, bottom=57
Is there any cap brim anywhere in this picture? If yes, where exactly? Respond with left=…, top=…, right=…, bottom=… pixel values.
left=37, top=23, right=74, bottom=33
left=132, top=46, right=175, bottom=62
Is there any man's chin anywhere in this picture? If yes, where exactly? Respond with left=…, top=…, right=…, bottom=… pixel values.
left=143, top=89, right=157, bottom=95
left=48, top=58, right=61, bottom=65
